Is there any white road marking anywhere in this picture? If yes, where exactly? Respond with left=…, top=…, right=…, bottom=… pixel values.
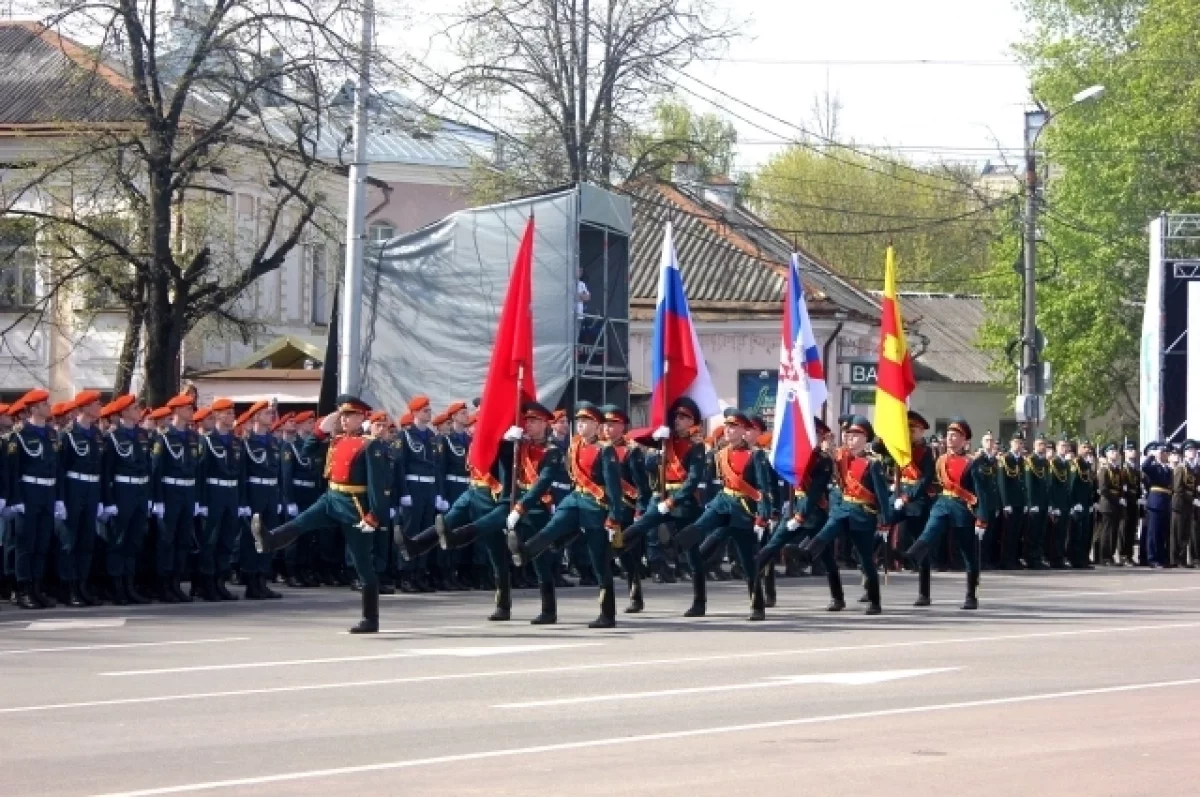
left=494, top=667, right=957, bottom=708
left=26, top=618, right=128, bottom=630
left=102, top=643, right=601, bottom=676
left=337, top=624, right=489, bottom=636
left=0, top=638, right=249, bottom=657
left=91, top=675, right=1200, bottom=796
left=0, top=620, right=1175, bottom=716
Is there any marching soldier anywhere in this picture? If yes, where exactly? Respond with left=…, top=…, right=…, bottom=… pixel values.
left=1068, top=442, right=1097, bottom=569
left=194, top=398, right=243, bottom=602
left=58, top=391, right=105, bottom=607
left=242, top=401, right=284, bottom=599
left=998, top=431, right=1027, bottom=569
left=395, top=395, right=443, bottom=593
left=7, top=389, right=62, bottom=609
left=600, top=406, right=651, bottom=614
left=283, top=410, right=323, bottom=588
left=1120, top=440, right=1142, bottom=566
left=508, top=402, right=622, bottom=628
left=252, top=396, right=391, bottom=633
left=801, top=415, right=892, bottom=615
left=893, top=411, right=935, bottom=592
left=1095, top=444, right=1125, bottom=566
left=672, top=408, right=771, bottom=621
left=99, top=395, right=152, bottom=605
left=1024, top=434, right=1052, bottom=569
left=1170, top=442, right=1196, bottom=567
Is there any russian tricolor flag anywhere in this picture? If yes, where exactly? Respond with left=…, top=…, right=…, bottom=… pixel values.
left=770, top=254, right=829, bottom=485
left=650, top=221, right=720, bottom=427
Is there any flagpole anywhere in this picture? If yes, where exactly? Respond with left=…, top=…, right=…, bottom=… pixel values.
left=659, top=360, right=670, bottom=505
left=511, top=363, right=524, bottom=504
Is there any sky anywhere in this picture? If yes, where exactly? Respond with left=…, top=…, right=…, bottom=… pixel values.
left=384, top=0, right=1035, bottom=176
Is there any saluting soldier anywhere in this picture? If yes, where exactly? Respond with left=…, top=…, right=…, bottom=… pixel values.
left=1068, top=442, right=1097, bottom=569
left=7, top=389, right=63, bottom=609
left=194, top=398, right=243, bottom=602
left=253, top=395, right=391, bottom=633
left=620, top=398, right=708, bottom=615
left=1024, top=434, right=1052, bottom=569
left=99, top=395, right=152, bottom=605
left=802, top=415, right=893, bottom=615
left=672, top=408, right=771, bottom=621
left=1120, top=440, right=1142, bottom=566
left=1169, top=442, right=1196, bottom=567
left=57, top=391, right=105, bottom=607
left=394, top=395, right=444, bottom=593
left=1142, top=443, right=1171, bottom=567
left=242, top=401, right=285, bottom=599
left=1095, top=443, right=1125, bottom=567
left=906, top=417, right=988, bottom=609
left=283, top=410, right=323, bottom=588
left=998, top=431, right=1027, bottom=569
left=508, top=402, right=623, bottom=628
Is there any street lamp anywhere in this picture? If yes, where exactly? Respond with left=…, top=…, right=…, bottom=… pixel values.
left=1018, top=83, right=1105, bottom=432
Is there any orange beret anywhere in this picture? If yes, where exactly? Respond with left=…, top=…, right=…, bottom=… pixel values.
left=7, top=399, right=25, bottom=416
left=0, top=403, right=8, bottom=415
left=166, top=393, right=196, bottom=409
left=210, top=398, right=235, bottom=412
left=20, top=388, right=50, bottom=406
left=73, top=389, right=102, bottom=409
left=245, top=400, right=270, bottom=418
left=51, top=401, right=72, bottom=417
left=100, top=394, right=136, bottom=419
left=444, top=401, right=467, bottom=417
left=292, top=410, right=315, bottom=423
left=272, top=412, right=295, bottom=432
left=192, top=407, right=211, bottom=422
left=369, top=410, right=390, bottom=424
left=432, top=412, right=448, bottom=427
left=235, top=410, right=251, bottom=427
left=467, top=412, right=478, bottom=427
left=149, top=407, right=171, bottom=420
left=407, top=395, right=430, bottom=412
left=757, top=432, right=772, bottom=448
left=399, top=411, right=414, bottom=427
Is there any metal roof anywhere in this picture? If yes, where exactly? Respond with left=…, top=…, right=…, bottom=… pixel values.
left=627, top=180, right=880, bottom=319
left=883, top=292, right=994, bottom=384
left=0, top=23, right=141, bottom=126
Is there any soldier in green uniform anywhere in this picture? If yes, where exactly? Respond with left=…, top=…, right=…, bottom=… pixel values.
left=194, top=398, right=244, bottom=601
left=252, top=395, right=392, bottom=633
left=8, top=389, right=62, bottom=609
left=1120, top=440, right=1142, bottom=566
left=1046, top=436, right=1074, bottom=568
left=976, top=432, right=1002, bottom=570
left=1068, top=442, right=1097, bottom=569
left=57, top=390, right=105, bottom=606
left=99, top=394, right=152, bottom=605
left=998, top=431, right=1027, bottom=569
left=600, top=406, right=651, bottom=614
left=894, top=411, right=936, bottom=596
left=1023, top=434, right=1051, bottom=569
left=1095, top=443, right=1125, bottom=567
left=1170, top=442, right=1196, bottom=567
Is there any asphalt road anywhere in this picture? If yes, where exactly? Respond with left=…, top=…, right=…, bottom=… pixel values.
left=3, top=567, right=1200, bottom=796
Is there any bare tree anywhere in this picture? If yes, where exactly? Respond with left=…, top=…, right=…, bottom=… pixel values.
left=0, top=0, right=385, bottom=403
left=439, top=0, right=738, bottom=193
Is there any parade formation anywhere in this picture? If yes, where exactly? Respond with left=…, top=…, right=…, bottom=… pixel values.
left=0, top=385, right=1192, bottom=634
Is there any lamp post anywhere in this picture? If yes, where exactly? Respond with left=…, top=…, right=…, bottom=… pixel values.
left=1019, top=84, right=1105, bottom=433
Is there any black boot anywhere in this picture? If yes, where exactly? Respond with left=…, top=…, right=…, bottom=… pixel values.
left=826, top=565, right=845, bottom=611
left=962, top=572, right=979, bottom=610
left=171, top=578, right=193, bottom=603
left=748, top=577, right=766, bottom=622
left=624, top=577, right=644, bottom=614
left=157, top=576, right=179, bottom=603
left=213, top=574, right=237, bottom=601
left=78, top=581, right=102, bottom=606
left=684, top=570, right=707, bottom=617
left=350, top=584, right=380, bottom=633
left=914, top=562, right=932, bottom=607
left=111, top=576, right=130, bottom=606
left=251, top=515, right=304, bottom=555
left=33, top=580, right=56, bottom=608
left=243, top=573, right=264, bottom=600
left=906, top=538, right=931, bottom=565
left=763, top=564, right=777, bottom=608
left=125, top=576, right=150, bottom=604
left=16, top=581, right=39, bottom=609
left=530, top=583, right=557, bottom=625
left=195, top=574, right=220, bottom=602
left=258, top=573, right=281, bottom=599
left=378, top=580, right=396, bottom=595
left=66, top=581, right=88, bottom=608
left=589, top=585, right=617, bottom=628
left=864, top=578, right=882, bottom=615
left=488, top=581, right=512, bottom=621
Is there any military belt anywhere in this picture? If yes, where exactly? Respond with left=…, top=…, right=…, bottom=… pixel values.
left=162, top=477, right=195, bottom=487
left=66, top=471, right=100, bottom=483
left=1151, top=487, right=1171, bottom=495
left=114, top=475, right=148, bottom=485
left=722, top=487, right=752, bottom=500
left=445, top=475, right=470, bottom=484
left=666, top=482, right=685, bottom=490
left=842, top=496, right=878, bottom=513
left=330, top=482, right=367, bottom=495
left=405, top=475, right=436, bottom=484
left=21, top=475, right=55, bottom=487
left=206, top=478, right=238, bottom=488
left=248, top=477, right=277, bottom=486
left=292, top=479, right=317, bottom=489
left=551, top=481, right=571, bottom=491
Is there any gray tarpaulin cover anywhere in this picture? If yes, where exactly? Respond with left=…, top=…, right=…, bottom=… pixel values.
left=358, top=184, right=630, bottom=413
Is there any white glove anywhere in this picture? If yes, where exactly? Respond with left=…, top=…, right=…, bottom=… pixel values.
left=755, top=525, right=766, bottom=541
left=400, top=495, right=413, bottom=508
left=9, top=503, right=24, bottom=515
left=1051, top=508, right=1061, bottom=517
left=1072, top=504, right=1083, bottom=514
left=893, top=498, right=906, bottom=511
left=0, top=498, right=5, bottom=513
left=54, top=500, right=67, bottom=520
left=147, top=500, right=154, bottom=512
left=435, top=496, right=449, bottom=513
left=1194, top=498, right=1200, bottom=508
left=287, top=503, right=298, bottom=517
left=318, top=412, right=340, bottom=434
left=1138, top=498, right=1146, bottom=507
left=104, top=504, right=118, bottom=518
left=152, top=502, right=165, bottom=518
left=1029, top=505, right=1039, bottom=514
left=1003, top=506, right=1012, bottom=515
left=277, top=504, right=283, bottom=515
left=975, top=526, right=986, bottom=540
left=390, top=507, right=397, bottom=519
left=549, top=503, right=557, bottom=515
left=355, top=519, right=376, bottom=533
left=876, top=528, right=888, bottom=539
left=506, top=510, right=521, bottom=531
left=97, top=502, right=106, bottom=519
left=651, top=426, right=671, bottom=441
left=238, top=506, right=250, bottom=518
left=1119, top=498, right=1126, bottom=507
left=657, top=500, right=671, bottom=515
left=786, top=517, right=801, bottom=532
left=194, top=502, right=204, bottom=517
left=503, top=425, right=524, bottom=442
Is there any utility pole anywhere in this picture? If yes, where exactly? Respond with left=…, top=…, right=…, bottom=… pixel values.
left=1020, top=109, right=1045, bottom=434
left=339, top=0, right=374, bottom=396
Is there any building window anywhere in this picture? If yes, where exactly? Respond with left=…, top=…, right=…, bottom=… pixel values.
left=368, top=222, right=396, bottom=245
left=308, top=242, right=329, bottom=325
left=0, top=220, right=36, bottom=308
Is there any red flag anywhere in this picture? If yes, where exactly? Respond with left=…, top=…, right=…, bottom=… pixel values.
left=468, top=215, right=538, bottom=473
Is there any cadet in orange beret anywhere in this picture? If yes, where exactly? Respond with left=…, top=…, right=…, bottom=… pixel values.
left=394, top=394, right=448, bottom=593
left=241, top=400, right=285, bottom=600
left=98, top=394, right=153, bottom=605
left=7, top=388, right=61, bottom=608
left=192, top=397, right=243, bottom=602
left=55, top=390, right=105, bottom=606
left=147, top=393, right=202, bottom=603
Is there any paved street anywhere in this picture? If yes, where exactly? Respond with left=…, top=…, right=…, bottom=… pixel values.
left=3, top=567, right=1200, bottom=796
